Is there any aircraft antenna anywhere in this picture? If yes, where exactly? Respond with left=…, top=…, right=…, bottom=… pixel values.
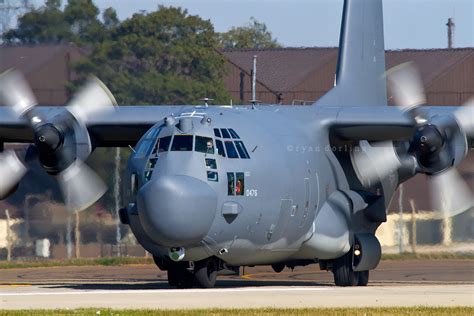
left=250, top=55, right=260, bottom=106
left=446, top=18, right=455, bottom=49
left=200, top=97, right=213, bottom=107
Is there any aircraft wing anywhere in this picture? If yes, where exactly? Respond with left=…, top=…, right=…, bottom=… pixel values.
left=326, top=105, right=473, bottom=146
left=324, top=106, right=415, bottom=141
left=0, top=105, right=179, bottom=147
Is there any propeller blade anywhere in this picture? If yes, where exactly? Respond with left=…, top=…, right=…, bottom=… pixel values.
left=57, top=160, right=107, bottom=213
left=430, top=168, right=474, bottom=219
left=351, top=141, right=402, bottom=187
left=0, top=150, right=27, bottom=198
left=66, top=77, right=117, bottom=124
left=386, top=62, right=426, bottom=112
left=0, top=69, right=37, bottom=117
left=455, top=98, right=474, bottom=137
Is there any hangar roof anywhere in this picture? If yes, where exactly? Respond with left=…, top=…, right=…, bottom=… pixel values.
left=222, top=47, right=474, bottom=92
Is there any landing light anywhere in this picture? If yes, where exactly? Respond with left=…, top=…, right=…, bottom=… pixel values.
left=169, top=247, right=185, bottom=262
left=354, top=249, right=361, bottom=256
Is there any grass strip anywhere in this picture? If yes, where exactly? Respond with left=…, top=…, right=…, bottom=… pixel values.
left=0, top=307, right=473, bottom=315
left=0, top=257, right=153, bottom=269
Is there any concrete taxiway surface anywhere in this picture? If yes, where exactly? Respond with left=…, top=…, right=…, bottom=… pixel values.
left=0, top=259, right=473, bottom=309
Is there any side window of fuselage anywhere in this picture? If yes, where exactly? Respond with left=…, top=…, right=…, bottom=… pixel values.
left=227, top=172, right=235, bottom=195
left=235, top=172, right=244, bottom=195
left=227, top=172, right=245, bottom=196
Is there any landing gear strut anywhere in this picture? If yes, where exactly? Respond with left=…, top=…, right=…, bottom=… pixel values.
left=332, top=251, right=369, bottom=286
left=167, top=262, right=194, bottom=288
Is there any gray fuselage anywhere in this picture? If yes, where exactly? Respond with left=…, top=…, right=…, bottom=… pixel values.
left=124, top=105, right=374, bottom=266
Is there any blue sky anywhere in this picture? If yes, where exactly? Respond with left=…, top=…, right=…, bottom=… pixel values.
left=37, top=0, right=474, bottom=49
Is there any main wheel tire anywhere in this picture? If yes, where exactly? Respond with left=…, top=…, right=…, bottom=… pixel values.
left=357, top=270, right=369, bottom=286
left=194, top=258, right=218, bottom=288
left=167, top=263, right=194, bottom=288
left=332, top=252, right=359, bottom=286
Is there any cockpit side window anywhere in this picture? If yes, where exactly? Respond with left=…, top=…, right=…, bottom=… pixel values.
left=215, top=139, right=226, bottom=157
left=171, top=135, right=193, bottom=151
left=213, top=128, right=221, bottom=138
left=229, top=129, right=240, bottom=139
left=221, top=129, right=231, bottom=139
left=195, top=136, right=214, bottom=154
left=225, top=141, right=239, bottom=158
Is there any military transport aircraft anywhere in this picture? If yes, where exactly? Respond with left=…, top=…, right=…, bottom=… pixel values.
left=0, top=0, right=472, bottom=288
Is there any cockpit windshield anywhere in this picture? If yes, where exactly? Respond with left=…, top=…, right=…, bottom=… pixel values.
left=171, top=135, right=193, bottom=151
left=151, top=128, right=249, bottom=159
left=156, top=136, right=171, bottom=153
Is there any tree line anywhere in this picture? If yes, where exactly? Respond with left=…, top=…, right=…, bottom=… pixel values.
left=3, top=0, right=282, bottom=105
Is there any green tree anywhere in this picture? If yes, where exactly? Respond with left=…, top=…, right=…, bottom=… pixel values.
left=103, top=7, right=119, bottom=30
left=3, top=0, right=70, bottom=44
left=73, top=6, right=229, bottom=105
left=63, top=0, right=104, bottom=44
left=218, top=17, right=282, bottom=49
left=3, top=0, right=107, bottom=44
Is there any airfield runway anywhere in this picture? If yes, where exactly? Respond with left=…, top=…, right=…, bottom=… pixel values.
left=1, top=259, right=473, bottom=309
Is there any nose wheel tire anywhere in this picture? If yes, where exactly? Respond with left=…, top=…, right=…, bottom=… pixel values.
left=167, top=263, right=194, bottom=288
left=358, top=270, right=369, bottom=286
left=194, top=258, right=218, bottom=288
left=332, top=251, right=369, bottom=286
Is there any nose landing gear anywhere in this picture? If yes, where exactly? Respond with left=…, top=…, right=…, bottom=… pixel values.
left=167, top=262, right=194, bottom=288
left=332, top=249, right=369, bottom=286
left=164, top=257, right=219, bottom=289
left=193, top=258, right=218, bottom=288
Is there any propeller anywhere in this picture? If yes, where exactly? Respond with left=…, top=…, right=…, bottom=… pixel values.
left=0, top=70, right=116, bottom=212
left=351, top=62, right=474, bottom=218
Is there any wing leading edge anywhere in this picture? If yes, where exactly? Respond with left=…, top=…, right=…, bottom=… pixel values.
left=0, top=106, right=179, bottom=147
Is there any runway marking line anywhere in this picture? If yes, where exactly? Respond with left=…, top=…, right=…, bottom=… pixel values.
left=0, top=287, right=333, bottom=296
left=241, top=271, right=324, bottom=282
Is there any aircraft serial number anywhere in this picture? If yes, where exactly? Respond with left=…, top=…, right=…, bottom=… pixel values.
left=246, top=189, right=258, bottom=197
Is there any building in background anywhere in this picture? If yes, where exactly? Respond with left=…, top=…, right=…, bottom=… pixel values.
left=0, top=44, right=87, bottom=105
left=222, top=47, right=474, bottom=106
left=1, top=45, right=472, bottom=107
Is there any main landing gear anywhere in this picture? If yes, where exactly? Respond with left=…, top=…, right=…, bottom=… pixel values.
left=156, top=256, right=219, bottom=288
left=332, top=251, right=369, bottom=286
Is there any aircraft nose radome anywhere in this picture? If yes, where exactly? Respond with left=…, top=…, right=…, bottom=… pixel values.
left=137, top=175, right=217, bottom=247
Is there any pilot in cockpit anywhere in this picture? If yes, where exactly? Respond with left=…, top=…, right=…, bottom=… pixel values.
left=206, top=140, right=214, bottom=154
